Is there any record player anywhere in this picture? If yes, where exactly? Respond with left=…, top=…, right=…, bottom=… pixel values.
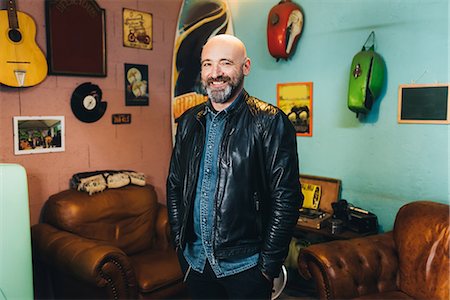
left=297, top=175, right=341, bottom=229
left=298, top=208, right=332, bottom=229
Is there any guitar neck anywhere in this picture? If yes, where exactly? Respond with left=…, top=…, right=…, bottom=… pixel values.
left=7, top=0, right=19, bottom=29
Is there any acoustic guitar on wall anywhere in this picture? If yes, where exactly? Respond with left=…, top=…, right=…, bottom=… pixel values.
left=0, top=0, right=47, bottom=87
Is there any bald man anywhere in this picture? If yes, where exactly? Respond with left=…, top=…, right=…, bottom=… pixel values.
left=167, top=34, right=303, bottom=299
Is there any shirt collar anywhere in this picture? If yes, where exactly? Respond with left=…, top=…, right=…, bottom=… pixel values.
left=205, top=90, right=244, bottom=116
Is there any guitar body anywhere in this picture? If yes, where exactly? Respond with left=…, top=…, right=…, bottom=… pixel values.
left=0, top=9, right=47, bottom=87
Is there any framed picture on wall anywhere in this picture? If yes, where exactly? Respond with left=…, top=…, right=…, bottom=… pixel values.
left=398, top=83, right=449, bottom=124
left=277, top=82, right=313, bottom=136
left=123, top=8, right=153, bottom=50
left=13, top=116, right=65, bottom=155
left=45, top=0, right=107, bottom=76
left=125, top=63, right=149, bottom=106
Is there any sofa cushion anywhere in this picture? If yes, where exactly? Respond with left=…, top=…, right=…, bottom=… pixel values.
left=130, top=248, right=183, bottom=293
left=43, top=185, right=158, bottom=255
left=394, top=201, right=449, bottom=300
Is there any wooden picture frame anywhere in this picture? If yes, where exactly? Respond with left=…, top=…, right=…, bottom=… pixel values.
left=398, top=83, right=449, bottom=124
left=45, top=0, right=107, bottom=77
left=277, top=82, right=313, bottom=136
left=13, top=116, right=65, bottom=155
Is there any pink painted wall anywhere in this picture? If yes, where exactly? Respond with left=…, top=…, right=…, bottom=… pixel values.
left=0, top=0, right=182, bottom=224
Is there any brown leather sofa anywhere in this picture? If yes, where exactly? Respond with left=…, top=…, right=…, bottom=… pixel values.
left=32, top=185, right=185, bottom=299
left=298, top=201, right=449, bottom=300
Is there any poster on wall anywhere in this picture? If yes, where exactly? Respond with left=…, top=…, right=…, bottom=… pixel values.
left=123, top=8, right=153, bottom=50
left=13, top=116, right=65, bottom=155
left=125, top=63, right=149, bottom=106
left=277, top=82, right=313, bottom=136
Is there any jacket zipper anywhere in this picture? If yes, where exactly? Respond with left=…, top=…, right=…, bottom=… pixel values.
left=254, top=192, right=260, bottom=211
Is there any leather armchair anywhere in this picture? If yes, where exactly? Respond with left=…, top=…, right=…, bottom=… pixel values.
left=298, top=201, right=449, bottom=300
left=32, top=185, right=185, bottom=299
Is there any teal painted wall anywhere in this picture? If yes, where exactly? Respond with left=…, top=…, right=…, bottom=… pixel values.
left=229, top=0, right=449, bottom=231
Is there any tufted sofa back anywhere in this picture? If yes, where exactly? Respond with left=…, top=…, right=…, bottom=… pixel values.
left=394, top=201, right=449, bottom=300
left=42, top=185, right=158, bottom=255
left=298, top=200, right=449, bottom=299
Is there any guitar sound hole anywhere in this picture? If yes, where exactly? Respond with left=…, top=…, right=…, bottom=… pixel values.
left=8, top=29, right=22, bottom=43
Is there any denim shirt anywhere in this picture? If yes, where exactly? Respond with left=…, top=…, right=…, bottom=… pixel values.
left=183, top=94, right=259, bottom=278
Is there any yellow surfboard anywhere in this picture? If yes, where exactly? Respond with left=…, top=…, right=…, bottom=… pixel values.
left=171, top=0, right=234, bottom=142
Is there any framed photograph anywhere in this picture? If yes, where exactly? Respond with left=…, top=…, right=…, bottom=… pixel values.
left=13, top=116, right=65, bottom=155
left=277, top=82, right=313, bottom=136
left=45, top=0, right=106, bottom=76
left=398, top=83, right=449, bottom=124
left=125, top=63, right=149, bottom=106
left=123, top=8, right=153, bottom=50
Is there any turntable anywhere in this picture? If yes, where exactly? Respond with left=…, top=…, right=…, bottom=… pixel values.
left=297, top=175, right=341, bottom=230
left=298, top=208, right=332, bottom=229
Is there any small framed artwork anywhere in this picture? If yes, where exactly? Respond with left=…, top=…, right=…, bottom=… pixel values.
left=398, top=83, right=449, bottom=124
left=45, top=0, right=106, bottom=76
left=13, top=116, right=65, bottom=155
left=277, top=82, right=313, bottom=136
left=112, top=114, right=132, bottom=124
left=123, top=8, right=153, bottom=50
left=125, top=64, right=149, bottom=106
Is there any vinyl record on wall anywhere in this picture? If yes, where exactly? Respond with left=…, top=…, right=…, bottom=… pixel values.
left=71, top=82, right=107, bottom=123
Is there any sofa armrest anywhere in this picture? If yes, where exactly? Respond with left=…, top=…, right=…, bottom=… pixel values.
left=298, top=232, right=399, bottom=299
left=32, top=223, right=138, bottom=299
left=154, top=203, right=172, bottom=250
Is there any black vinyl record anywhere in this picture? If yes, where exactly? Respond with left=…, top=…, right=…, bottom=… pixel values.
left=71, top=82, right=107, bottom=123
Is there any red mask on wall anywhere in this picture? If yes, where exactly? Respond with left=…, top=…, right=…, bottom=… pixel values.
left=267, top=0, right=304, bottom=61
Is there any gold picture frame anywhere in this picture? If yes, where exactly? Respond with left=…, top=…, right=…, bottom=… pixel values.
left=123, top=8, right=153, bottom=50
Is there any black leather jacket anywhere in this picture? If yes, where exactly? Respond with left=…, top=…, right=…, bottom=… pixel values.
left=167, top=90, right=303, bottom=278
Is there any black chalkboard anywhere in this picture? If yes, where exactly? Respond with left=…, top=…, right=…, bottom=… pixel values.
left=399, top=84, right=449, bottom=123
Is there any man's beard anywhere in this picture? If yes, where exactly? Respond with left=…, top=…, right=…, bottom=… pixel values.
left=202, top=74, right=243, bottom=104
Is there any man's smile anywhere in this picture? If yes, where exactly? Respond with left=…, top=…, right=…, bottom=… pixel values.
left=207, top=76, right=231, bottom=89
